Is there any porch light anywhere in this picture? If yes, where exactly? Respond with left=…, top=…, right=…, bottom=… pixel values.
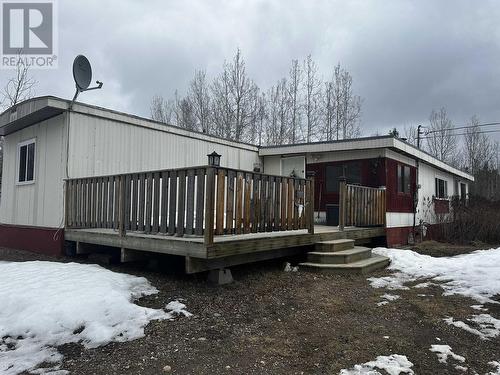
left=207, top=151, right=221, bottom=167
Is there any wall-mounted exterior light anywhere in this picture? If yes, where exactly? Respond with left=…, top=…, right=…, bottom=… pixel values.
left=207, top=151, right=221, bottom=167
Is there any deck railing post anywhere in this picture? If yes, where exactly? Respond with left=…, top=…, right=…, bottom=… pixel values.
left=338, top=176, right=347, bottom=231
left=204, top=166, right=216, bottom=245
left=118, top=175, right=126, bottom=237
left=307, top=177, right=315, bottom=234
left=64, top=180, right=70, bottom=228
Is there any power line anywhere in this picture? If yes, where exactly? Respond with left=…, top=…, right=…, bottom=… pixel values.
left=424, top=122, right=500, bottom=134
left=420, top=128, right=500, bottom=139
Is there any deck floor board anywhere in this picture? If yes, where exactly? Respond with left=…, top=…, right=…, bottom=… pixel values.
left=64, top=225, right=385, bottom=260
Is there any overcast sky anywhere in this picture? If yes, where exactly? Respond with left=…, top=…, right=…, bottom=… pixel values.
left=4, top=0, right=500, bottom=140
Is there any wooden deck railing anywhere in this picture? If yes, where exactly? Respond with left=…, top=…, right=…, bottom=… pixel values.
left=65, top=166, right=314, bottom=245
left=338, top=180, right=386, bottom=230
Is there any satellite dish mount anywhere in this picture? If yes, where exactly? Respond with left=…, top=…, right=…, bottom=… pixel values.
left=70, top=55, right=103, bottom=108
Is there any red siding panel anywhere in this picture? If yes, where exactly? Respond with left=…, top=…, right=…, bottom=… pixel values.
left=307, top=157, right=386, bottom=210
left=433, top=199, right=450, bottom=214
left=385, top=158, right=416, bottom=213
left=386, top=226, right=412, bottom=246
left=0, top=224, right=64, bottom=256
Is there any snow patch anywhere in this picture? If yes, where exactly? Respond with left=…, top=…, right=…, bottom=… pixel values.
left=429, top=344, right=465, bottom=364
left=165, top=300, right=193, bottom=318
left=284, top=262, right=298, bottom=272
left=339, top=354, right=414, bottom=375
left=0, top=261, right=171, bottom=375
left=369, top=247, right=500, bottom=304
left=413, top=281, right=433, bottom=288
left=471, top=304, right=488, bottom=311
left=377, top=294, right=400, bottom=306
left=487, top=361, right=500, bottom=375
left=444, top=314, right=500, bottom=340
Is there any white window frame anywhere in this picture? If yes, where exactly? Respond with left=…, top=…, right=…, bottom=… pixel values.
left=16, top=138, right=36, bottom=186
left=434, top=176, right=448, bottom=199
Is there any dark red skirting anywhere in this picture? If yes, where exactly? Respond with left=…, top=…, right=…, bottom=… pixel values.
left=0, top=223, right=64, bottom=256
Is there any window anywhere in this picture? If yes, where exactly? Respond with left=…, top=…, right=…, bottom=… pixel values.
left=325, top=162, right=361, bottom=193
left=460, top=183, right=467, bottom=200
left=435, top=178, right=448, bottom=199
left=18, top=139, right=36, bottom=184
left=397, top=164, right=411, bottom=194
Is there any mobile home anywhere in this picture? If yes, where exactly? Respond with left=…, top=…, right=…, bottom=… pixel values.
left=0, top=97, right=473, bottom=273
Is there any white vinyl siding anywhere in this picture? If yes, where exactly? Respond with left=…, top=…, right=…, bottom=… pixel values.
left=0, top=114, right=67, bottom=227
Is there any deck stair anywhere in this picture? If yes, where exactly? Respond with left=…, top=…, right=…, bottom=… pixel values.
left=299, top=239, right=389, bottom=274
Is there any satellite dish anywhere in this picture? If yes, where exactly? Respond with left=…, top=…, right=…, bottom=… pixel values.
left=73, top=55, right=92, bottom=90
left=70, top=54, right=103, bottom=108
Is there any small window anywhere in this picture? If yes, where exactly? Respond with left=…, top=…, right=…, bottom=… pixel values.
left=435, top=178, right=448, bottom=199
left=18, top=139, right=36, bottom=184
left=397, top=164, right=411, bottom=194
left=460, top=183, right=467, bottom=200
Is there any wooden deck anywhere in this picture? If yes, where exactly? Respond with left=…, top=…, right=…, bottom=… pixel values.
left=64, top=225, right=386, bottom=273
left=63, top=165, right=387, bottom=273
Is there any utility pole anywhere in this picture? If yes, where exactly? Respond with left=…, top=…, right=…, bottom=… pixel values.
left=413, top=124, right=423, bottom=243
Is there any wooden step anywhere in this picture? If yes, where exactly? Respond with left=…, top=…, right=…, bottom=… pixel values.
left=299, top=255, right=390, bottom=275
left=307, top=246, right=372, bottom=264
left=315, top=239, right=355, bottom=252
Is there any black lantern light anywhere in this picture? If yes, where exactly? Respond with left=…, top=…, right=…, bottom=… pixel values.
left=207, top=151, right=221, bottom=167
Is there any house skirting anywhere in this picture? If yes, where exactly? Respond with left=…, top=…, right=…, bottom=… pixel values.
left=0, top=223, right=64, bottom=256
left=386, top=226, right=413, bottom=247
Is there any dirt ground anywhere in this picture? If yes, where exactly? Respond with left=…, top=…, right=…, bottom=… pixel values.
left=403, top=240, right=498, bottom=257
left=1, top=243, right=499, bottom=375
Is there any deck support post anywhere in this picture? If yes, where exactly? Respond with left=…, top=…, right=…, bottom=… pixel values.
left=207, top=268, right=233, bottom=285
left=306, top=176, right=315, bottom=234
left=204, top=167, right=216, bottom=246
left=338, top=176, right=347, bottom=231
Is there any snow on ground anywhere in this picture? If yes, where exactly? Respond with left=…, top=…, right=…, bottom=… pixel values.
left=472, top=304, right=488, bottom=311
left=429, top=344, right=465, bottom=364
left=444, top=314, right=500, bottom=340
left=165, top=300, right=193, bottom=318
left=488, top=361, right=500, bottom=374
left=369, top=247, right=500, bottom=304
left=0, top=261, right=188, bottom=375
left=368, top=247, right=500, bottom=369
left=376, top=293, right=400, bottom=306
left=339, top=354, right=414, bottom=375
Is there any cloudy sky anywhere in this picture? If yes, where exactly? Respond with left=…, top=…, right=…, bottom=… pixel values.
left=5, top=0, right=500, bottom=139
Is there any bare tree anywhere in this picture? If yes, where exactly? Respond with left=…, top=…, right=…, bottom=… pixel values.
left=303, top=55, right=321, bottom=142
left=463, top=115, right=494, bottom=174
left=266, top=80, right=289, bottom=145
left=210, top=49, right=259, bottom=142
left=321, top=63, right=362, bottom=141
left=287, top=59, right=302, bottom=143
left=1, top=54, right=37, bottom=108
left=149, top=50, right=364, bottom=146
left=426, top=107, right=458, bottom=163
left=175, top=96, right=197, bottom=130
left=211, top=69, right=233, bottom=139
left=188, top=70, right=211, bottom=133
left=150, top=94, right=175, bottom=124
left=255, top=92, right=267, bottom=146
left=403, top=124, right=418, bottom=146
left=1, top=55, right=37, bottom=192
left=336, top=64, right=361, bottom=139
left=323, top=79, right=336, bottom=141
